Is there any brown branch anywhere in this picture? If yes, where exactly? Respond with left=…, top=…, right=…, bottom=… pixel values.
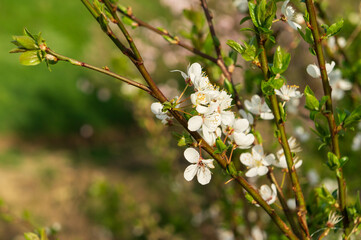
left=199, top=0, right=243, bottom=110
left=116, top=6, right=218, bottom=63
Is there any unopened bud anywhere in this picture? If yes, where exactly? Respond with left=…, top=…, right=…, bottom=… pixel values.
left=45, top=54, right=58, bottom=62
left=39, top=43, right=47, bottom=51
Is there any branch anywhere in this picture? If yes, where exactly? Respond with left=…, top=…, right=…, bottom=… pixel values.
left=84, top=2, right=299, bottom=238
left=44, top=47, right=153, bottom=95
left=199, top=0, right=243, bottom=110
left=80, top=0, right=137, bottom=61
left=305, top=0, right=350, bottom=236
left=116, top=7, right=218, bottom=63
left=257, top=35, right=309, bottom=239
left=268, top=168, right=304, bottom=239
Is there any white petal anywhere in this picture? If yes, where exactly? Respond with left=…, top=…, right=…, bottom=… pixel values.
left=188, top=63, right=202, bottom=77
left=338, top=80, right=352, bottom=90
left=188, top=116, right=203, bottom=131
left=245, top=167, right=258, bottom=177
left=196, top=105, right=209, bottom=114
left=281, top=0, right=290, bottom=15
left=257, top=166, right=269, bottom=176
left=287, top=20, right=301, bottom=30
left=234, top=118, right=250, bottom=133
left=252, top=145, right=264, bottom=160
left=170, top=70, right=188, bottom=80
left=202, top=128, right=216, bottom=146
left=234, top=133, right=255, bottom=149
left=265, top=154, right=276, bottom=165
left=221, top=111, right=235, bottom=126
left=197, top=167, right=212, bottom=185
left=184, top=164, right=198, bottom=181
left=151, top=102, right=163, bottom=115
left=295, top=159, right=303, bottom=169
left=260, top=112, right=274, bottom=120
left=240, top=152, right=254, bottom=167
left=306, top=64, right=321, bottom=78
left=202, top=159, right=215, bottom=169
left=326, top=61, right=336, bottom=74
left=184, top=148, right=200, bottom=163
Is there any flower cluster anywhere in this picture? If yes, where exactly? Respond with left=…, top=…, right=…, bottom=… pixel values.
left=177, top=63, right=254, bottom=149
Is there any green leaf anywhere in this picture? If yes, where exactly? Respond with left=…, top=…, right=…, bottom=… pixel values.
left=24, top=233, right=40, bottom=240
left=19, top=50, right=42, bottom=66
left=240, top=16, right=251, bottom=26
left=343, top=106, right=361, bottom=128
left=271, top=46, right=291, bottom=74
left=319, top=96, right=329, bottom=110
left=227, top=40, right=257, bottom=62
left=12, top=36, right=37, bottom=50
left=248, top=2, right=258, bottom=27
left=226, top=162, right=238, bottom=176
left=304, top=85, right=319, bottom=111
left=325, top=18, right=344, bottom=37
left=216, top=137, right=228, bottom=153
left=339, top=156, right=349, bottom=168
left=261, top=77, right=284, bottom=96
left=223, top=79, right=234, bottom=95
left=327, top=152, right=339, bottom=170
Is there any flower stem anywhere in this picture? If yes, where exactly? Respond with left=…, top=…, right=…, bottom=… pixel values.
left=304, top=0, right=350, bottom=236
left=257, top=35, right=309, bottom=239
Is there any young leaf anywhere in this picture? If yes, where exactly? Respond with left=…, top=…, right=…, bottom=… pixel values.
left=325, top=18, right=344, bottom=38
left=343, top=106, right=361, bottom=128
left=19, top=50, right=42, bottom=66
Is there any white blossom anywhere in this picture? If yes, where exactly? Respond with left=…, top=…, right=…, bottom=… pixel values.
left=183, top=148, right=214, bottom=185
left=240, top=145, right=275, bottom=177
left=258, top=184, right=277, bottom=205
left=329, top=69, right=352, bottom=100
left=275, top=85, right=303, bottom=102
left=151, top=102, right=173, bottom=124
left=271, top=137, right=303, bottom=169
left=245, top=95, right=274, bottom=120
left=281, top=0, right=302, bottom=30
left=227, top=119, right=255, bottom=149
left=239, top=109, right=254, bottom=125
left=306, top=61, right=335, bottom=78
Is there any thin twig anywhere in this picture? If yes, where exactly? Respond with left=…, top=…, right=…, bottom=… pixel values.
left=116, top=6, right=218, bottom=63
left=199, top=0, right=242, bottom=110
left=268, top=168, right=303, bottom=239
left=44, top=47, right=153, bottom=95
left=257, top=35, right=309, bottom=239
left=305, top=0, right=350, bottom=236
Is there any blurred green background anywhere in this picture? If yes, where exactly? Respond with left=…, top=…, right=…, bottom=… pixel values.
left=0, top=0, right=361, bottom=239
